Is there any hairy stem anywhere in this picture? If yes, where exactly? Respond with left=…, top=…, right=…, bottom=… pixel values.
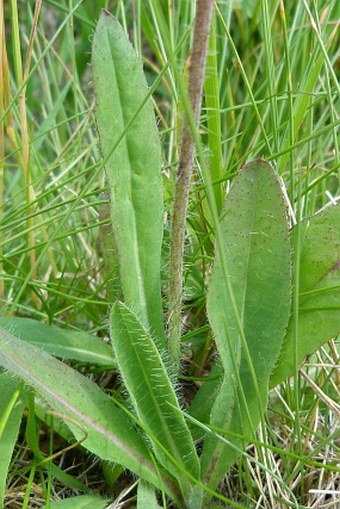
left=168, top=0, right=214, bottom=373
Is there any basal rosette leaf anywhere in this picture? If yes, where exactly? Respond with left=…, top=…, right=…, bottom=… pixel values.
left=271, top=203, right=340, bottom=386
left=202, top=160, right=291, bottom=497
left=92, top=11, right=165, bottom=349
left=110, top=302, right=201, bottom=505
left=0, top=327, right=182, bottom=504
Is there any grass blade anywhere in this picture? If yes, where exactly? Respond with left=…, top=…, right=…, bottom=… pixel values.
left=0, top=373, right=26, bottom=508
left=204, top=13, right=224, bottom=213
left=92, top=11, right=165, bottom=347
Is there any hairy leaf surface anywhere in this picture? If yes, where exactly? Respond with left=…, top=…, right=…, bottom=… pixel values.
left=202, top=160, right=291, bottom=494
left=271, top=203, right=340, bottom=386
left=92, top=11, right=165, bottom=348
left=0, top=327, right=181, bottom=504
left=110, top=302, right=201, bottom=503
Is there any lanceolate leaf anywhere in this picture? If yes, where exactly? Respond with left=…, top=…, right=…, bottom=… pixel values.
left=202, top=160, right=291, bottom=496
left=0, top=327, right=182, bottom=505
left=41, top=494, right=109, bottom=509
left=270, top=203, right=340, bottom=386
left=110, top=302, right=201, bottom=505
left=0, top=318, right=115, bottom=368
left=92, top=11, right=165, bottom=348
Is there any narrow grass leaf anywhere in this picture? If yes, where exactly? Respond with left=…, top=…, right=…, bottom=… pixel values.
left=204, top=14, right=224, bottom=213
left=271, top=203, right=340, bottom=386
left=110, top=302, right=201, bottom=503
left=202, top=160, right=291, bottom=495
left=278, top=15, right=337, bottom=174
left=0, top=318, right=115, bottom=368
left=0, top=372, right=26, bottom=508
left=0, top=327, right=181, bottom=503
left=92, top=11, right=165, bottom=348
left=33, top=80, right=72, bottom=151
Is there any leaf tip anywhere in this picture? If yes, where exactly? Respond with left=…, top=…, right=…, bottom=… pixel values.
left=101, top=9, right=112, bottom=17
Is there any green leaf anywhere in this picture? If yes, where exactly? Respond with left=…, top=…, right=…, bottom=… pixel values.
left=188, top=361, right=223, bottom=440
left=0, top=327, right=181, bottom=504
left=0, top=372, right=26, bottom=508
left=270, top=203, right=340, bottom=386
left=201, top=160, right=291, bottom=495
left=41, top=494, right=109, bottom=509
left=25, top=396, right=89, bottom=493
left=204, top=14, right=224, bottom=214
left=110, top=302, right=201, bottom=504
left=92, top=11, right=165, bottom=348
left=0, top=318, right=115, bottom=367
left=137, top=481, right=163, bottom=509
